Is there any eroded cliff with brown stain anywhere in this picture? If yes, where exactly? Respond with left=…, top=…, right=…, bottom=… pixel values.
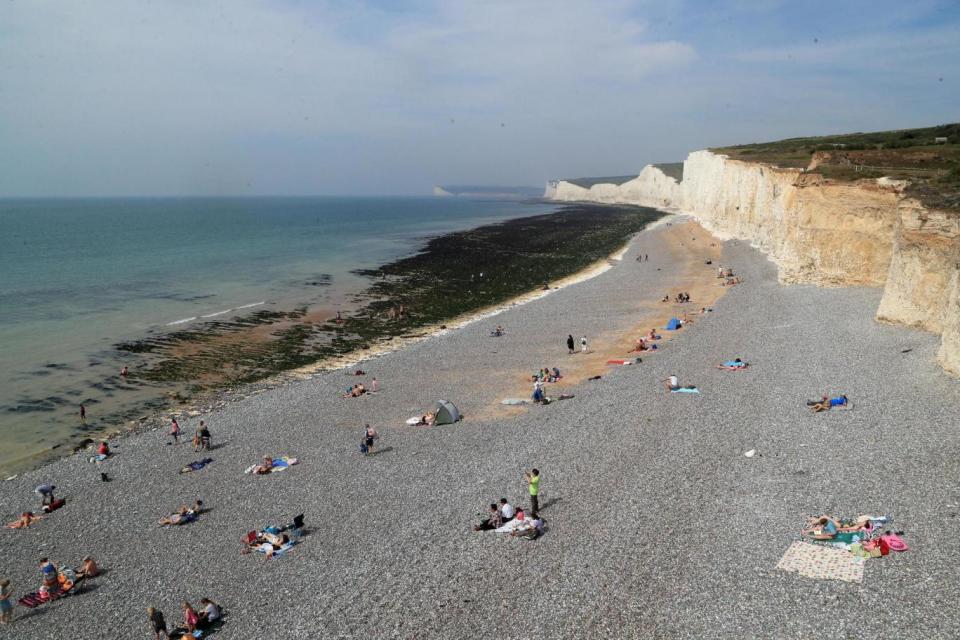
left=546, top=150, right=960, bottom=375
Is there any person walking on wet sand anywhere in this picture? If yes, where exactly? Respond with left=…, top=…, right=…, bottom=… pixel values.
left=79, top=404, right=86, bottom=423
left=525, top=468, right=541, bottom=514
left=580, top=336, right=588, bottom=353
left=566, top=335, right=575, bottom=354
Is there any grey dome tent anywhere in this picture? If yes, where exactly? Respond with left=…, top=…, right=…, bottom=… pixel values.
left=434, top=400, right=461, bottom=425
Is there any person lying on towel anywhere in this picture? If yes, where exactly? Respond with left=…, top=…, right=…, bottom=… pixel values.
left=246, top=531, right=292, bottom=558
left=7, top=511, right=42, bottom=529
left=809, top=395, right=848, bottom=412
left=253, top=456, right=276, bottom=475
left=716, top=358, right=748, bottom=369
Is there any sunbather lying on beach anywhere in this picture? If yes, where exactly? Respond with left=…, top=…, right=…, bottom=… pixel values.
left=179, top=458, right=213, bottom=474
left=490, top=325, right=505, bottom=337
left=809, top=395, right=848, bottom=412
left=253, top=456, right=275, bottom=474
left=629, top=338, right=648, bottom=352
left=648, top=329, right=661, bottom=341
left=243, top=530, right=293, bottom=558
left=716, top=358, right=748, bottom=370
left=159, top=506, right=196, bottom=527
left=415, top=413, right=436, bottom=426
left=158, top=501, right=204, bottom=526
left=802, top=515, right=884, bottom=539
left=6, top=511, right=42, bottom=529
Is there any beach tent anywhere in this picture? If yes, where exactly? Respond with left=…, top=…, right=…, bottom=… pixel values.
left=666, top=317, right=681, bottom=330
left=434, top=400, right=461, bottom=425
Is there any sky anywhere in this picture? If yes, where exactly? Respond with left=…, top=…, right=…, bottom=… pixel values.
left=0, top=0, right=958, bottom=196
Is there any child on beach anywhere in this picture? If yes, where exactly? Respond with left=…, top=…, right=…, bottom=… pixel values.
left=363, top=424, right=378, bottom=454
left=182, top=601, right=200, bottom=634
left=169, top=417, right=180, bottom=444
left=148, top=607, right=170, bottom=639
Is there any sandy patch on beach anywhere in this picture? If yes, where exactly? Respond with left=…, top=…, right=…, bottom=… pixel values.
left=478, top=219, right=728, bottom=418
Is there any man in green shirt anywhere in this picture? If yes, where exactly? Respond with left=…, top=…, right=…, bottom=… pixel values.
left=525, top=468, right=541, bottom=514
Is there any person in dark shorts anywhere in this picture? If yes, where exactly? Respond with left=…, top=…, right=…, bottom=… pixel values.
left=364, top=424, right=378, bottom=453
left=148, top=607, right=169, bottom=639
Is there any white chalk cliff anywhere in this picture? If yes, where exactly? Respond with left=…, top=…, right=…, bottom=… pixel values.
left=547, top=151, right=960, bottom=376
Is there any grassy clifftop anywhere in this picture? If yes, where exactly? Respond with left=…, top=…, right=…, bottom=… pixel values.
left=712, top=123, right=960, bottom=210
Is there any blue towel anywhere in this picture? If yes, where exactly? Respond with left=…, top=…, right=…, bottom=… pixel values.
left=671, top=387, right=700, bottom=394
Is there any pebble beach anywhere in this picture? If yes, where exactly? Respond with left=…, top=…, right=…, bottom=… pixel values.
left=3, top=216, right=959, bottom=639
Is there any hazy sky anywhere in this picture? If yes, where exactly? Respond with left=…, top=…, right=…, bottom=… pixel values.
left=1, top=0, right=957, bottom=196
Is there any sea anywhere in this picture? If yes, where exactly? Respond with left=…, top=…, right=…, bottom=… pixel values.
left=0, top=196, right=556, bottom=472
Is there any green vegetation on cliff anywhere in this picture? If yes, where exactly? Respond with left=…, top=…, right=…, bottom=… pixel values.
left=712, top=123, right=960, bottom=210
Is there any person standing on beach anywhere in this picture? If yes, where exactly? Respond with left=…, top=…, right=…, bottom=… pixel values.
left=566, top=335, right=575, bottom=354
left=79, top=404, right=86, bottom=423
left=580, top=336, right=588, bottom=353
left=525, top=468, right=541, bottom=514
left=370, top=377, right=379, bottom=393
left=169, top=417, right=180, bottom=444
left=364, top=424, right=378, bottom=454
left=148, top=607, right=170, bottom=639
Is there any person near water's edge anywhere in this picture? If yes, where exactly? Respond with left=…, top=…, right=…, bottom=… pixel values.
left=525, top=468, right=540, bottom=514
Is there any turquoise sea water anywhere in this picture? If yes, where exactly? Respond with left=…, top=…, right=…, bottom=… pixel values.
left=0, top=196, right=555, bottom=469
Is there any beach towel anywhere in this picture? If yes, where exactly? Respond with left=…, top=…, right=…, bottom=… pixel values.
left=606, top=359, right=632, bottom=366
left=88, top=453, right=108, bottom=463
left=405, top=416, right=422, bottom=425
left=671, top=387, right=700, bottom=394
left=18, top=590, right=53, bottom=608
left=776, top=541, right=865, bottom=583
left=501, top=398, right=530, bottom=405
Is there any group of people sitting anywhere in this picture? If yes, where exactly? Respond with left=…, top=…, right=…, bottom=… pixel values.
left=808, top=395, right=849, bottom=412
left=148, top=598, right=221, bottom=639
left=343, top=382, right=367, bottom=398
left=629, top=336, right=658, bottom=353
left=473, top=498, right=545, bottom=540
left=158, top=500, right=205, bottom=527
left=531, top=367, right=562, bottom=383
left=490, top=325, right=505, bottom=337
left=31, top=556, right=98, bottom=601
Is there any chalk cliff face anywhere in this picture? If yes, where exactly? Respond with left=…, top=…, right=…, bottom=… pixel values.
left=546, top=150, right=960, bottom=376
left=551, top=165, right=681, bottom=209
